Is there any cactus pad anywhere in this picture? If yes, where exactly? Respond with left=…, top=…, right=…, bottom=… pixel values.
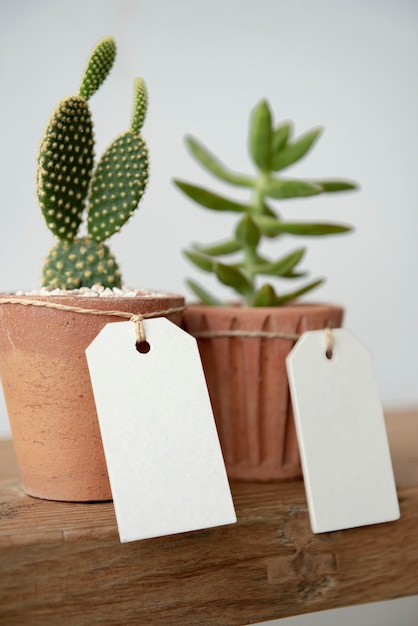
left=79, top=36, right=117, bottom=101
left=130, top=77, right=148, bottom=134
left=37, top=95, right=94, bottom=240
left=87, top=130, right=149, bottom=242
left=42, top=236, right=122, bottom=289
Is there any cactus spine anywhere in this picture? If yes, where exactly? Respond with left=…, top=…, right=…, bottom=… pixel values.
left=37, top=36, right=149, bottom=289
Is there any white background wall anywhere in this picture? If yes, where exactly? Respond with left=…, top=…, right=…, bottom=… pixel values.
left=0, top=1, right=417, bottom=623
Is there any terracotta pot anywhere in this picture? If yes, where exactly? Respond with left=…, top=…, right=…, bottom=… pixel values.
left=183, top=302, right=343, bottom=482
left=0, top=292, right=184, bottom=501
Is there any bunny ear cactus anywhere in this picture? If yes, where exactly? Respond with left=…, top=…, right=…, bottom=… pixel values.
left=173, top=99, right=358, bottom=307
left=37, top=37, right=149, bottom=290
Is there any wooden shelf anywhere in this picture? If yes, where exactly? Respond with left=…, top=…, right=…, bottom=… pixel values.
left=1, top=410, right=417, bottom=625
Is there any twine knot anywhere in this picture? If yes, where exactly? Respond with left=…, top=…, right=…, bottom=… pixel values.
left=324, top=327, right=335, bottom=359
left=130, top=313, right=146, bottom=344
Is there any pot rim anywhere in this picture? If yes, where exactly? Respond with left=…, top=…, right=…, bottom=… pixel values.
left=184, top=300, right=344, bottom=313
left=0, top=290, right=184, bottom=302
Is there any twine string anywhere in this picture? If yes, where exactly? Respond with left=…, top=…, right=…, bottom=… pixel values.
left=0, top=297, right=185, bottom=344
left=191, top=326, right=336, bottom=348
left=0, top=297, right=335, bottom=349
left=191, top=328, right=301, bottom=341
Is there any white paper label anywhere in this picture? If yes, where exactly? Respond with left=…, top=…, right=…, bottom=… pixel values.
left=86, top=318, right=236, bottom=543
left=286, top=329, right=399, bottom=534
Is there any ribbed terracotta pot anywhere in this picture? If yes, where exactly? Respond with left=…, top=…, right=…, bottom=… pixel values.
left=0, top=292, right=184, bottom=501
left=183, top=302, right=343, bottom=482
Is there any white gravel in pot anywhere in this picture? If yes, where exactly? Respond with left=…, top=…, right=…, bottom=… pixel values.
left=15, top=285, right=166, bottom=298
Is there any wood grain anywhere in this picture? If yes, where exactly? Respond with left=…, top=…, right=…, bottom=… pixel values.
left=0, top=410, right=417, bottom=625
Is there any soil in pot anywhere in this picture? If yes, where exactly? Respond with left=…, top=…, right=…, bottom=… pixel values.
left=0, top=291, right=184, bottom=502
left=183, top=302, right=344, bottom=482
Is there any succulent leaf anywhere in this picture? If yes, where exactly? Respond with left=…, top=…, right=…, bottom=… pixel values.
left=264, top=178, right=323, bottom=199
left=235, top=215, right=260, bottom=248
left=37, top=95, right=94, bottom=241
left=316, top=179, right=358, bottom=192
left=186, top=279, right=223, bottom=306
left=130, top=77, right=148, bottom=134
left=275, top=279, right=324, bottom=305
left=215, top=263, right=252, bottom=295
left=173, top=181, right=248, bottom=212
left=254, top=248, right=306, bottom=277
left=249, top=99, right=272, bottom=171
left=254, top=216, right=352, bottom=236
left=281, top=270, right=308, bottom=279
left=42, top=236, right=122, bottom=289
left=79, top=36, right=117, bottom=100
left=87, top=131, right=149, bottom=242
left=261, top=201, right=280, bottom=219
left=185, top=136, right=254, bottom=187
left=272, top=122, right=292, bottom=154
left=195, top=239, right=242, bottom=257
left=184, top=249, right=214, bottom=273
left=272, top=127, right=323, bottom=171
left=253, top=283, right=279, bottom=306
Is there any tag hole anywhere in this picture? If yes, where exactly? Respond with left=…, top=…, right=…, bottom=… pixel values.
left=325, top=348, right=333, bottom=360
left=136, top=340, right=151, bottom=354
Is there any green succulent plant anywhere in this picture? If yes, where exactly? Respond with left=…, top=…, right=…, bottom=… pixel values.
left=36, top=36, right=149, bottom=289
left=173, top=99, right=358, bottom=306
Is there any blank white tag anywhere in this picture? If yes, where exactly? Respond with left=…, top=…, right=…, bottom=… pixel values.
left=86, top=318, right=236, bottom=543
left=286, top=329, right=399, bottom=534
